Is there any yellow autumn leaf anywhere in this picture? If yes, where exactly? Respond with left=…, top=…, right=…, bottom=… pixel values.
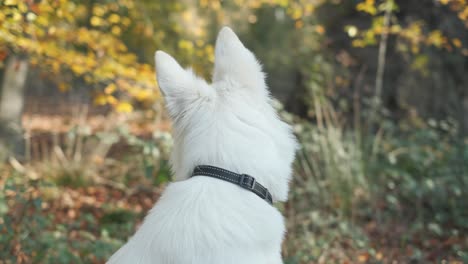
left=204, top=45, right=214, bottom=54
left=357, top=252, right=370, bottom=262
left=210, top=0, right=220, bottom=10
left=93, top=6, right=106, bottom=17
left=427, top=30, right=445, bottom=48
left=107, top=95, right=118, bottom=105
left=315, top=25, right=326, bottom=35
left=108, top=14, right=120, bottom=23
left=356, top=0, right=377, bottom=15
left=104, top=83, right=116, bottom=94
left=122, top=17, right=131, bottom=26
left=111, top=26, right=121, bottom=35
left=12, top=11, right=22, bottom=21
left=295, top=20, right=304, bottom=29
left=178, top=40, right=194, bottom=52
left=58, top=83, right=70, bottom=92
left=352, top=39, right=366, bottom=48
left=18, top=2, right=28, bottom=12
left=116, top=102, right=133, bottom=113
left=200, top=0, right=209, bottom=7
left=453, top=38, right=462, bottom=48
left=94, top=94, right=107, bottom=105
left=4, top=0, right=18, bottom=5
left=90, top=16, right=103, bottom=27
left=277, top=0, right=288, bottom=8
left=71, top=64, right=86, bottom=75
left=305, top=4, right=315, bottom=15
left=459, top=7, right=468, bottom=21
left=291, top=8, right=303, bottom=20
left=134, top=89, right=152, bottom=101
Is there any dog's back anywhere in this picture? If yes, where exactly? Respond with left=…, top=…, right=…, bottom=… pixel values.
left=108, top=176, right=284, bottom=264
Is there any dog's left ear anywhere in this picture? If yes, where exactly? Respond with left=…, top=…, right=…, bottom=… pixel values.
left=213, top=27, right=267, bottom=96
left=155, top=50, right=211, bottom=119
left=155, top=50, right=191, bottom=97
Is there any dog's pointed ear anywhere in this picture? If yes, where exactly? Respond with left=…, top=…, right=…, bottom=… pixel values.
left=213, top=27, right=266, bottom=93
left=155, top=50, right=189, bottom=97
left=155, top=51, right=196, bottom=119
left=155, top=50, right=213, bottom=119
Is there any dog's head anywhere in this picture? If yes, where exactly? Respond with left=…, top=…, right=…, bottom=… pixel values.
left=155, top=27, right=297, bottom=202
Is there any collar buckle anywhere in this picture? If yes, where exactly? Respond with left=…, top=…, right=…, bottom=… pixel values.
left=239, top=174, right=256, bottom=190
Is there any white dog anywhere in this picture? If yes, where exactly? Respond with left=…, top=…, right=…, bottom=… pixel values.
left=107, top=27, right=297, bottom=264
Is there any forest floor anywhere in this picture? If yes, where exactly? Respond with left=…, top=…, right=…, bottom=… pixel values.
left=2, top=160, right=465, bottom=264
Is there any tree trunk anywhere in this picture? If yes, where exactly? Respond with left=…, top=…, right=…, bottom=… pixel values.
left=0, top=55, right=28, bottom=161
left=463, top=95, right=468, bottom=138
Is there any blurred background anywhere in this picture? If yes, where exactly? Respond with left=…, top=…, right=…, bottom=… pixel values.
left=1, top=0, right=467, bottom=263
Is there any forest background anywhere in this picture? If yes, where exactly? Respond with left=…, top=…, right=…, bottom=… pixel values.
left=1, top=0, right=468, bottom=263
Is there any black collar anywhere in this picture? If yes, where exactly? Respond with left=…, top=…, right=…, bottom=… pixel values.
left=191, top=165, right=273, bottom=205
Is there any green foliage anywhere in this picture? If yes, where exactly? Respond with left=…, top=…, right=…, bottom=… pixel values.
left=286, top=95, right=468, bottom=262
left=369, top=122, right=468, bottom=231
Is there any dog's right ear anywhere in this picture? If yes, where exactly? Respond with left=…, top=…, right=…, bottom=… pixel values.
left=213, top=27, right=267, bottom=98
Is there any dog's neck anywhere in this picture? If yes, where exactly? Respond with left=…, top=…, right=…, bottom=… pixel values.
left=170, top=135, right=292, bottom=202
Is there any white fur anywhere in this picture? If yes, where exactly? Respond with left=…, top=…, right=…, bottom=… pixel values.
left=107, top=27, right=297, bottom=264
